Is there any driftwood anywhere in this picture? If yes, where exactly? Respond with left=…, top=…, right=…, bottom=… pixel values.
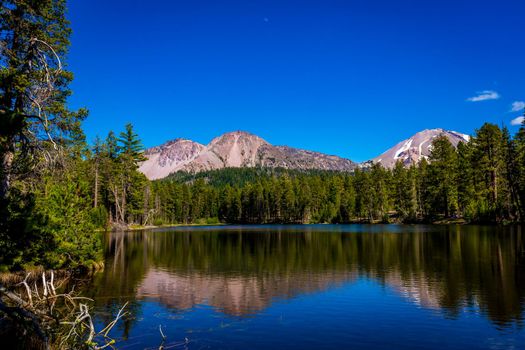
left=0, top=271, right=127, bottom=349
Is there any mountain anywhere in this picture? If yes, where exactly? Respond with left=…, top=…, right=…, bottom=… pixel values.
left=139, top=129, right=471, bottom=180
left=139, top=139, right=206, bottom=180
left=372, top=128, right=470, bottom=168
left=139, top=131, right=357, bottom=180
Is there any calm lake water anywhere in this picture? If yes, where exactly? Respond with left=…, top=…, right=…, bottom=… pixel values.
left=81, top=225, right=525, bottom=349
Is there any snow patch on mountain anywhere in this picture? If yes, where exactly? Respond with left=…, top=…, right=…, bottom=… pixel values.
left=372, top=128, right=469, bottom=169
left=394, top=139, right=413, bottom=160
left=139, top=128, right=471, bottom=179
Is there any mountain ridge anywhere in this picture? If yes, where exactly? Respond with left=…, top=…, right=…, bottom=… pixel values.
left=139, top=128, right=470, bottom=180
left=139, top=131, right=357, bottom=180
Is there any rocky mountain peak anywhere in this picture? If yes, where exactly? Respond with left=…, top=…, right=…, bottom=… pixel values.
left=138, top=127, right=471, bottom=180
left=139, top=139, right=205, bottom=180
left=372, top=128, right=469, bottom=168
left=209, top=130, right=267, bottom=143
left=206, top=130, right=269, bottom=168
left=138, top=130, right=357, bottom=179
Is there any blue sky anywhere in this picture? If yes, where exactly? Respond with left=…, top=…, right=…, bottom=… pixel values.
left=67, top=0, right=524, bottom=162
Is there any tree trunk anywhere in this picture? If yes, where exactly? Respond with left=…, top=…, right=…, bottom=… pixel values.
left=111, top=185, right=124, bottom=224
left=444, top=191, right=449, bottom=218
left=0, top=149, right=14, bottom=201
left=93, top=163, right=99, bottom=208
left=121, top=179, right=126, bottom=223
left=492, top=169, right=498, bottom=203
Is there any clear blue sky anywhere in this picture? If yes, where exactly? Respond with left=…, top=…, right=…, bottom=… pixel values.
left=67, top=0, right=524, bottom=162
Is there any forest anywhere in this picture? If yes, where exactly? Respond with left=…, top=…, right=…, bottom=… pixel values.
left=1, top=0, right=525, bottom=273
left=112, top=121, right=525, bottom=228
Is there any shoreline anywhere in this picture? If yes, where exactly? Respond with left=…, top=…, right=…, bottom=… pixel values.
left=126, top=222, right=228, bottom=230
left=112, top=219, right=525, bottom=231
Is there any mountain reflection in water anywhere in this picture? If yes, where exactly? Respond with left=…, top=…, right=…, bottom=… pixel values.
left=82, top=225, right=525, bottom=332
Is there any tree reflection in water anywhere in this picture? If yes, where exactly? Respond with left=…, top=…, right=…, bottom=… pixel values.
left=81, top=225, right=525, bottom=336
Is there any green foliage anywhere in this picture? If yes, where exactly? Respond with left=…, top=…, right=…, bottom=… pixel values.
left=119, top=123, right=146, bottom=163
left=514, top=115, right=525, bottom=219
left=28, top=175, right=102, bottom=268
left=426, top=136, right=459, bottom=219
left=391, top=162, right=418, bottom=222
left=90, top=205, right=109, bottom=229
left=0, top=0, right=103, bottom=270
left=0, top=0, right=87, bottom=199
left=0, top=187, right=36, bottom=270
left=0, top=171, right=102, bottom=270
left=93, top=124, right=148, bottom=225
left=167, top=167, right=338, bottom=187
left=153, top=169, right=365, bottom=224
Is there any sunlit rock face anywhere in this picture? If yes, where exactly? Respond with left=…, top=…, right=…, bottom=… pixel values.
left=139, top=128, right=472, bottom=179
left=372, top=129, right=469, bottom=169
left=136, top=269, right=356, bottom=316
left=139, top=131, right=357, bottom=180
left=180, top=131, right=270, bottom=173
left=138, top=139, right=205, bottom=180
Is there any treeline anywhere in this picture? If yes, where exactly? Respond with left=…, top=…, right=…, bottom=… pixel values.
left=144, top=121, right=525, bottom=225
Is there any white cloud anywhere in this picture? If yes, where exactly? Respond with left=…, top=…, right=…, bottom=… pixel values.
left=510, top=101, right=525, bottom=112
left=466, top=90, right=500, bottom=102
left=511, top=116, right=524, bottom=126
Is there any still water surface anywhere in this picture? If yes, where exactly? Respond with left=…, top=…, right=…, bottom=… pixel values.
left=81, top=225, right=525, bottom=349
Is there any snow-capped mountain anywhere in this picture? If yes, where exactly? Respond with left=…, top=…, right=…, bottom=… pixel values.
left=372, top=128, right=470, bottom=168
left=139, top=131, right=357, bottom=180
left=139, top=128, right=471, bottom=180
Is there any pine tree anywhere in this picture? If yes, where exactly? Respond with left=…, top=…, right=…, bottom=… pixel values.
left=115, top=123, right=147, bottom=224
left=91, top=136, right=103, bottom=208
left=501, top=127, right=519, bottom=220
left=514, top=114, right=525, bottom=220
left=0, top=0, right=87, bottom=200
left=392, top=161, right=417, bottom=222
left=456, top=141, right=476, bottom=219
left=0, top=0, right=102, bottom=269
left=427, top=136, right=458, bottom=218
left=119, top=123, right=146, bottom=163
left=470, top=123, right=506, bottom=222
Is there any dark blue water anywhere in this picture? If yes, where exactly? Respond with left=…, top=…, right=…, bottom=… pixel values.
left=82, top=225, right=525, bottom=349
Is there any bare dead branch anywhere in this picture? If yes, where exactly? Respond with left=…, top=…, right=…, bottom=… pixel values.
left=1, top=271, right=127, bottom=349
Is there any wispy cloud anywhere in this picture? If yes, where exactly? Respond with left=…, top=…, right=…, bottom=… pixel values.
left=511, top=116, right=524, bottom=126
left=510, top=101, right=525, bottom=112
left=466, top=90, right=500, bottom=102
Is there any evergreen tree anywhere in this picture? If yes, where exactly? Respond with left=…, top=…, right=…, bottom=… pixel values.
left=392, top=162, right=418, bottom=222
left=426, top=136, right=458, bottom=218
left=119, top=123, right=146, bottom=163
left=470, top=123, right=506, bottom=222
left=0, top=0, right=87, bottom=200
left=0, top=0, right=99, bottom=269
left=501, top=127, right=519, bottom=220
left=456, top=141, right=477, bottom=219
left=514, top=114, right=525, bottom=220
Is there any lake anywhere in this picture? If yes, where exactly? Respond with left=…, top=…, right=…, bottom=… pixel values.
left=81, top=225, right=525, bottom=349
